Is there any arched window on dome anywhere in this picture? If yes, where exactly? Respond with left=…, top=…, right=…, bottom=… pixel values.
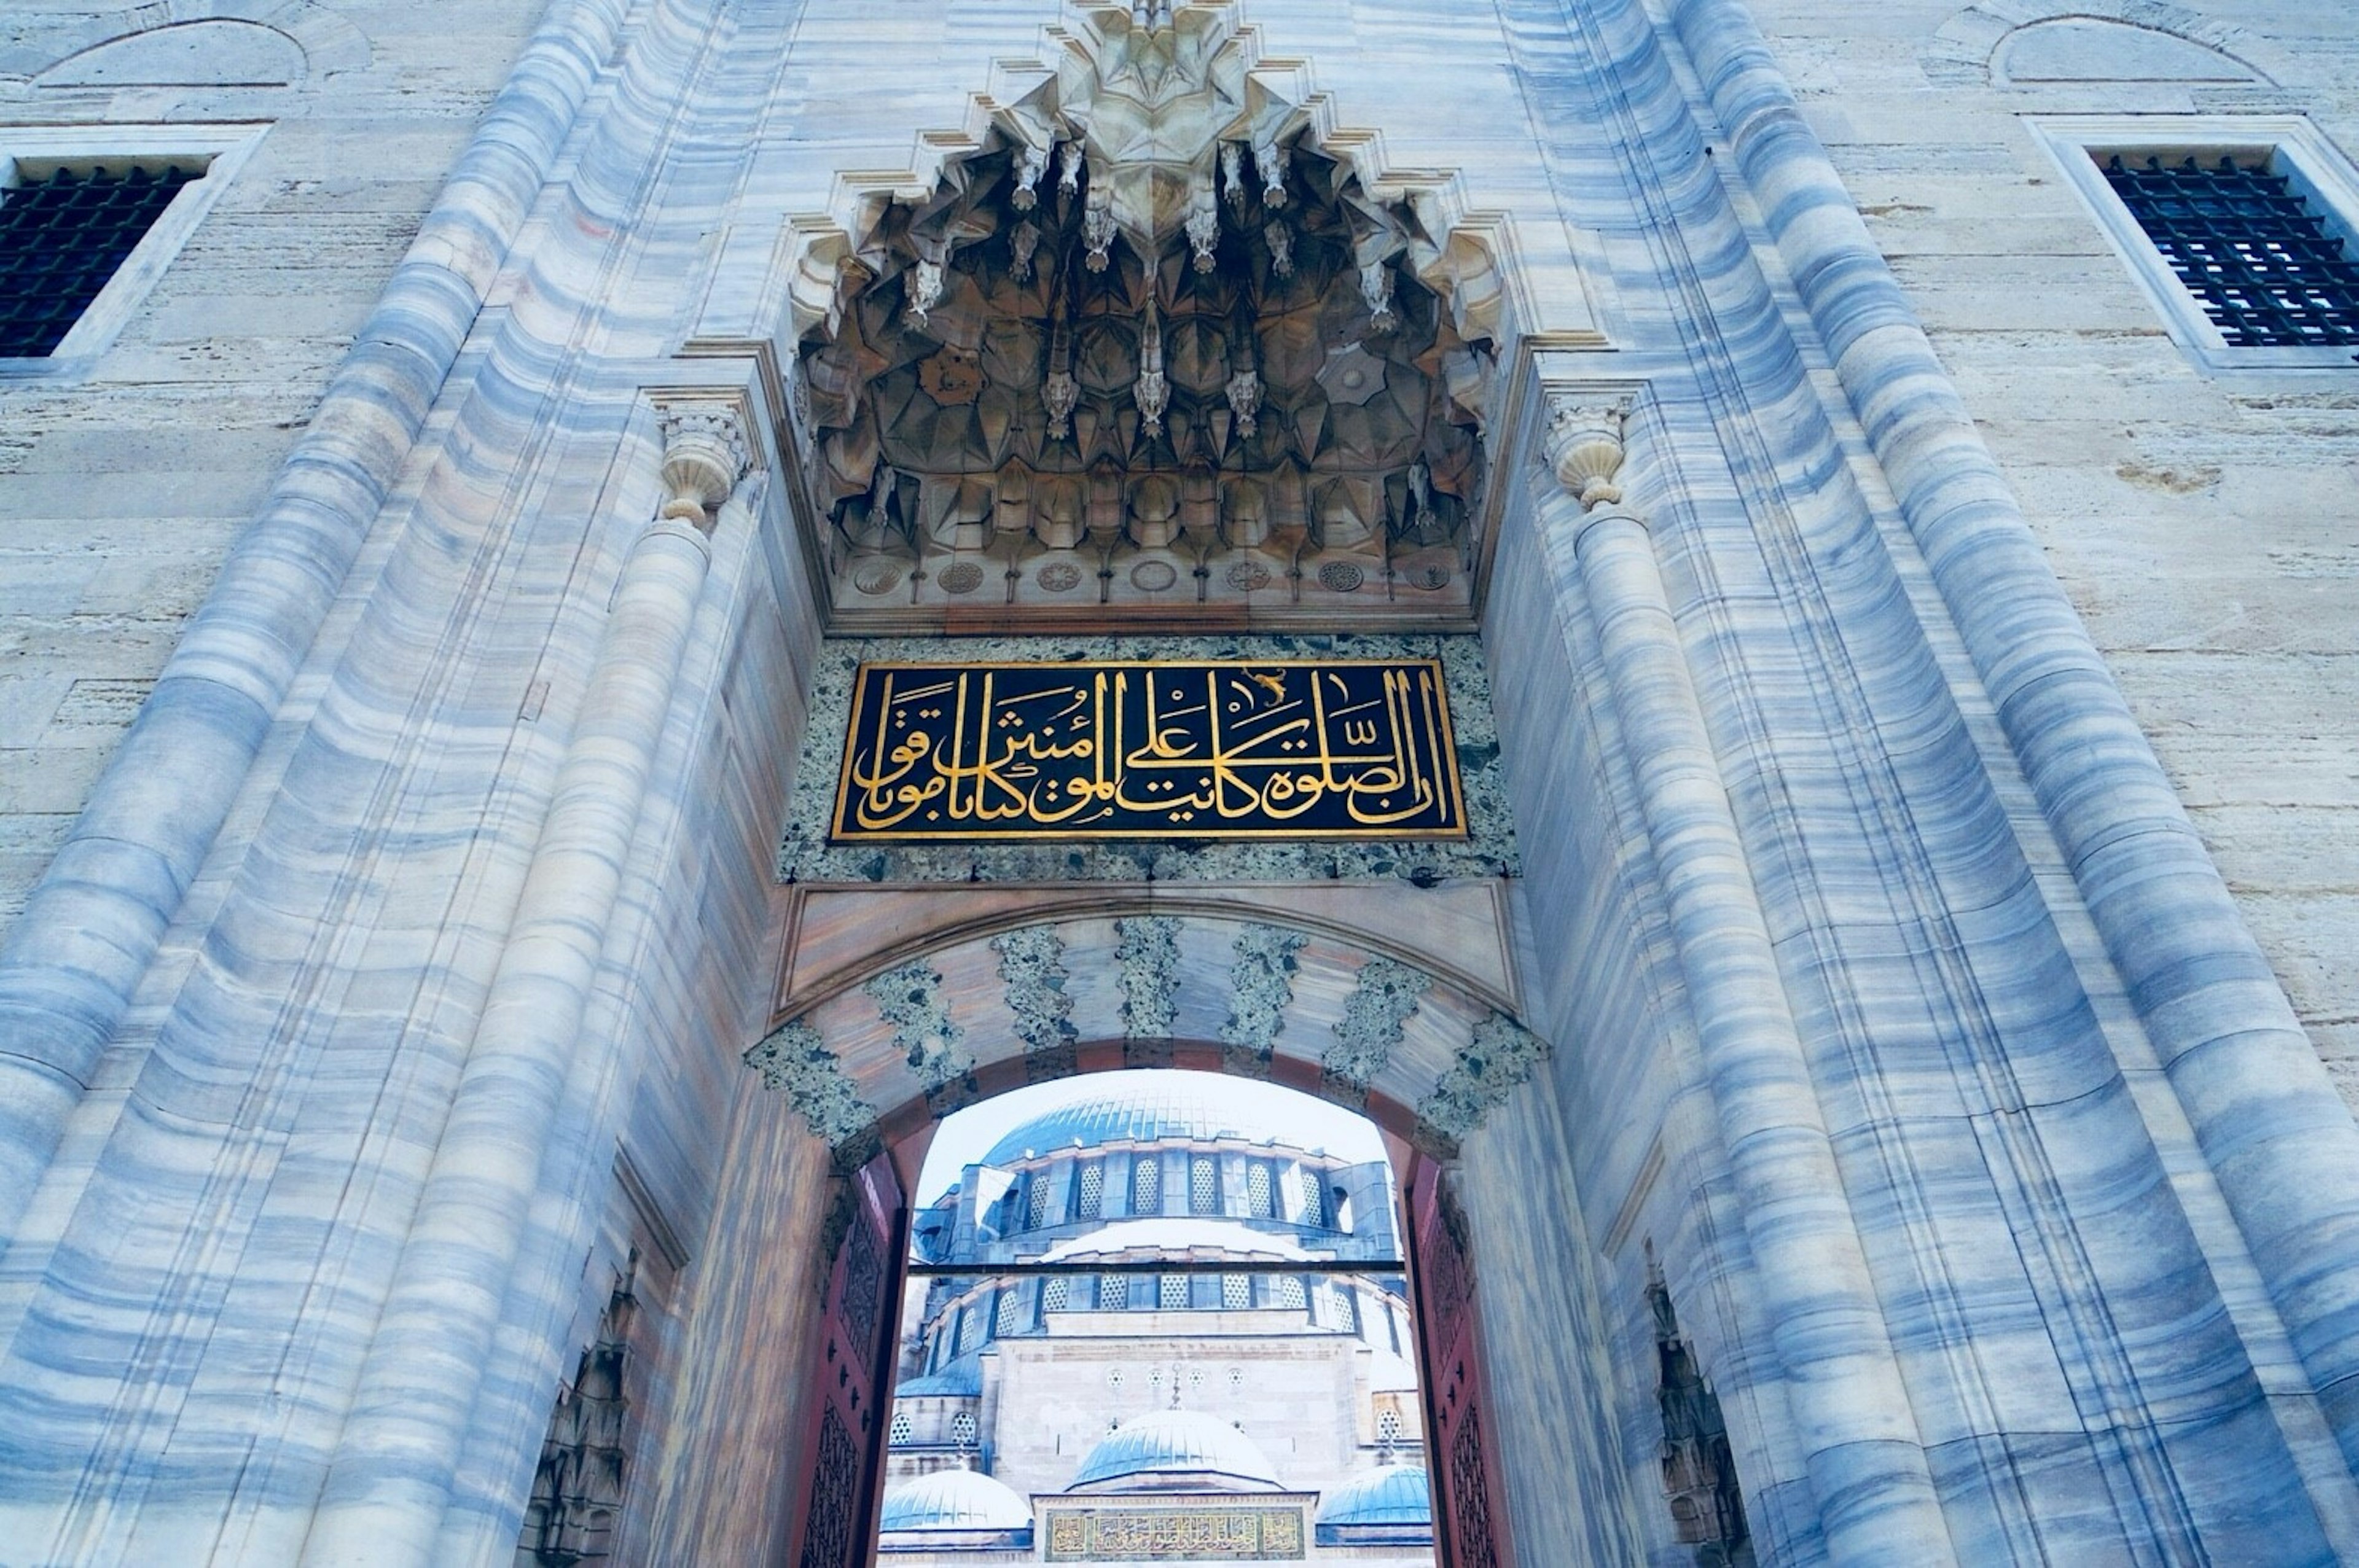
left=1043, top=1275, right=1070, bottom=1313
left=1074, top=1161, right=1103, bottom=1220
left=1191, top=1156, right=1219, bottom=1215
left=1246, top=1163, right=1275, bottom=1219
left=1273, top=1275, right=1308, bottom=1311
left=994, top=1288, right=1019, bottom=1338
left=950, top=1410, right=977, bottom=1448
left=889, top=1410, right=913, bottom=1446
left=1027, top=1172, right=1054, bottom=1230
left=1132, top=1156, right=1160, bottom=1216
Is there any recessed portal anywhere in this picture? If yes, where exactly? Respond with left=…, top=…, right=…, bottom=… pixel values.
left=876, top=1071, right=1438, bottom=1561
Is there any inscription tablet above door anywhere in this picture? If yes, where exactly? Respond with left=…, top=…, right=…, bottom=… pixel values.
left=831, top=660, right=1468, bottom=841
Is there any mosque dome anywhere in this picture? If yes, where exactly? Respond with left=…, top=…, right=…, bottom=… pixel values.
left=979, top=1073, right=1385, bottom=1166
left=877, top=1469, right=1032, bottom=1531
left=1316, top=1464, right=1434, bottom=1526
left=1068, top=1409, right=1285, bottom=1492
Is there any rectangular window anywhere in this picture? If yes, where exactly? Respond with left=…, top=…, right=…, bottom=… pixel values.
left=2100, top=154, right=2359, bottom=346
left=1097, top=1273, right=1130, bottom=1311
left=2035, top=115, right=2359, bottom=375
left=1222, top=1273, right=1251, bottom=1310
left=1159, top=1274, right=1189, bottom=1311
left=0, top=164, right=195, bottom=356
left=0, top=125, right=262, bottom=374
left=1273, top=1275, right=1307, bottom=1311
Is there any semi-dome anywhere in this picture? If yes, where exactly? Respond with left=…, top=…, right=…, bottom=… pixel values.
left=878, top=1469, right=1032, bottom=1531
left=1069, top=1409, right=1285, bottom=1493
left=979, top=1072, right=1386, bottom=1167
left=1316, top=1464, right=1433, bottom=1526
left=1039, top=1217, right=1313, bottom=1263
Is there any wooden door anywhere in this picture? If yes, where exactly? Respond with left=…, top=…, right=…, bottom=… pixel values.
left=1407, top=1159, right=1516, bottom=1568
left=783, top=1152, right=905, bottom=1568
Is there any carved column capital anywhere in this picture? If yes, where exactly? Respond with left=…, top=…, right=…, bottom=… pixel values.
left=1544, top=396, right=1627, bottom=510
left=654, top=400, right=753, bottom=529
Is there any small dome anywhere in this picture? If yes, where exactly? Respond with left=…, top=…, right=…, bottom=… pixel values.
left=1317, top=1464, right=1433, bottom=1526
left=878, top=1469, right=1031, bottom=1531
left=1070, top=1410, right=1283, bottom=1492
left=979, top=1073, right=1385, bottom=1167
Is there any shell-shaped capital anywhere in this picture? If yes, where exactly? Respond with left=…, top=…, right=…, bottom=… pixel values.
left=655, top=402, right=753, bottom=527
left=1546, top=398, right=1627, bottom=509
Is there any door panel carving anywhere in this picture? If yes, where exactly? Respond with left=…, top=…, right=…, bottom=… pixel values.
left=785, top=1154, right=906, bottom=1568
left=1409, top=1161, right=1514, bottom=1568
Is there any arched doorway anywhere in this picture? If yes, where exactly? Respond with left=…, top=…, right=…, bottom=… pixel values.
left=786, top=1064, right=1519, bottom=1568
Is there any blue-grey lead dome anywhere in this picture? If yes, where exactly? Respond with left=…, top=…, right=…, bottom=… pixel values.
left=1067, top=1408, right=1285, bottom=1492
left=877, top=1468, right=1031, bottom=1531
left=978, top=1073, right=1385, bottom=1167
left=1316, top=1463, right=1434, bottom=1525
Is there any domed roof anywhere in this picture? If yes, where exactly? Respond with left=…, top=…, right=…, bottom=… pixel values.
left=1069, top=1410, right=1284, bottom=1492
left=1316, top=1464, right=1433, bottom=1526
left=878, top=1469, right=1031, bottom=1531
left=1039, top=1217, right=1313, bottom=1264
left=978, top=1072, right=1385, bottom=1168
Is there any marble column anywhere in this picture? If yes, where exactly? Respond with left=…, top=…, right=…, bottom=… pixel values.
left=1545, top=400, right=1957, bottom=1565
left=296, top=402, right=751, bottom=1568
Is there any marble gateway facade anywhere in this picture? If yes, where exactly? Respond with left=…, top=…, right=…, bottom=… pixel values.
left=2, top=1, right=2359, bottom=1566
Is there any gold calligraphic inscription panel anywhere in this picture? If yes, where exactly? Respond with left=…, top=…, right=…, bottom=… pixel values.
left=831, top=660, right=1467, bottom=841
left=1043, top=1506, right=1308, bottom=1561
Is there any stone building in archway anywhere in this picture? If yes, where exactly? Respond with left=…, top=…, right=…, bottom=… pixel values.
left=4, top=1, right=2359, bottom=1565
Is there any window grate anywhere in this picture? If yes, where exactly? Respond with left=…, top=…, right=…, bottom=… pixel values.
left=1191, top=1156, right=1219, bottom=1215
left=1027, top=1174, right=1053, bottom=1230
left=2103, top=154, right=2359, bottom=347
left=1076, top=1162, right=1103, bottom=1219
left=994, top=1289, right=1019, bottom=1337
left=1131, top=1156, right=1160, bottom=1215
left=1273, top=1275, right=1307, bottom=1311
left=1043, top=1275, right=1070, bottom=1313
left=1223, top=1273, right=1251, bottom=1310
left=1246, top=1163, right=1275, bottom=1218
left=1098, top=1273, right=1130, bottom=1311
left=1160, top=1274, right=1190, bottom=1311
left=0, top=164, right=195, bottom=357
left=1296, top=1168, right=1324, bottom=1227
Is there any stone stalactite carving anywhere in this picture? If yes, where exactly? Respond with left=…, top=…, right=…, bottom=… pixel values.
left=789, top=2, right=1504, bottom=631
left=1116, top=916, right=1183, bottom=1039
left=745, top=1020, right=877, bottom=1149
left=515, top=1262, right=640, bottom=1568
left=1323, top=957, right=1433, bottom=1099
left=1648, top=1263, right=1753, bottom=1566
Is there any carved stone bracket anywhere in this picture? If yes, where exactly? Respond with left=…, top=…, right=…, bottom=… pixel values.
left=654, top=400, right=754, bottom=530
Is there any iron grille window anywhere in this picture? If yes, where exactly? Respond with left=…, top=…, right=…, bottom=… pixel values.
left=0, top=163, right=196, bottom=357
left=994, top=1289, right=1019, bottom=1337
left=1246, top=1163, right=1275, bottom=1218
left=1131, top=1156, right=1160, bottom=1215
left=1076, top=1162, right=1104, bottom=1219
left=2102, top=153, right=2359, bottom=347
left=1273, top=1275, right=1307, bottom=1310
left=1295, top=1168, right=1324, bottom=1227
left=889, top=1410, right=913, bottom=1445
left=1377, top=1407, right=1403, bottom=1443
left=1098, top=1273, right=1130, bottom=1311
left=1027, top=1174, right=1054, bottom=1229
left=1223, top=1273, right=1251, bottom=1310
left=1043, top=1276, right=1070, bottom=1313
left=1191, top=1156, right=1219, bottom=1215
left=1159, top=1274, right=1190, bottom=1311
left=951, top=1410, right=977, bottom=1446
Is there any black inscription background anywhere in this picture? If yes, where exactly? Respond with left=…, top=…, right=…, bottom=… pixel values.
left=831, top=660, right=1466, bottom=842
